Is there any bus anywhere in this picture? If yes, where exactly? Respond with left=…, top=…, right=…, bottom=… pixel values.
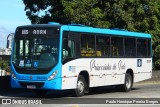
left=10, top=22, right=152, bottom=97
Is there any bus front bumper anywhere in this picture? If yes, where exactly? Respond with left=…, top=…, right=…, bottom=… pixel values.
left=11, top=77, right=62, bottom=90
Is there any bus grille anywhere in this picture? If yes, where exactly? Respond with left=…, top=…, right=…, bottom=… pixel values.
left=19, top=81, right=44, bottom=88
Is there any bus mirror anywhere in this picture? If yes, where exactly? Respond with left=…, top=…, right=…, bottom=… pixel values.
left=6, top=40, right=9, bottom=48
left=6, top=33, right=14, bottom=48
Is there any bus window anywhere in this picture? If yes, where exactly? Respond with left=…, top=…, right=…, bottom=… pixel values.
left=24, top=40, right=30, bottom=60
left=20, top=40, right=23, bottom=57
left=96, top=35, right=110, bottom=57
left=63, top=39, right=76, bottom=59
left=148, top=39, right=151, bottom=57
left=81, top=34, right=96, bottom=57
left=125, top=38, right=136, bottom=57
left=68, top=40, right=75, bottom=57
left=63, top=39, right=68, bottom=58
left=111, top=37, right=123, bottom=57
left=137, top=39, right=147, bottom=57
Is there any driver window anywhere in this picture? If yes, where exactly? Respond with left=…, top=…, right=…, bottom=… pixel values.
left=63, top=39, right=75, bottom=59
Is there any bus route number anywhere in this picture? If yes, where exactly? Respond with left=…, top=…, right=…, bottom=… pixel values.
left=22, top=30, right=28, bottom=35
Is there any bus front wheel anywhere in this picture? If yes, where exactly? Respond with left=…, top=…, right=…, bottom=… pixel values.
left=121, top=73, right=133, bottom=92
left=73, top=75, right=86, bottom=97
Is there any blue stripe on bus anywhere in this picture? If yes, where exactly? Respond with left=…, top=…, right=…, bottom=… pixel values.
left=61, top=25, right=151, bottom=38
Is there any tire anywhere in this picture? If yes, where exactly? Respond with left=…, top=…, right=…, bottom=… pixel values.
left=33, top=90, right=47, bottom=97
left=121, top=73, right=133, bottom=92
left=73, top=75, right=86, bottom=97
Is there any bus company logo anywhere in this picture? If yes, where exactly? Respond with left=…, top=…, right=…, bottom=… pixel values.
left=137, top=59, right=142, bottom=67
left=118, top=60, right=126, bottom=70
left=90, top=59, right=111, bottom=71
left=90, top=59, right=126, bottom=71
left=69, top=66, right=76, bottom=72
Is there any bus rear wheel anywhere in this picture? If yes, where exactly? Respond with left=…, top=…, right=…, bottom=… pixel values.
left=121, top=73, right=133, bottom=92
left=73, top=75, right=86, bottom=97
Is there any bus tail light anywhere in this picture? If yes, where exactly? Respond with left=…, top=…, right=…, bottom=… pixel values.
left=48, top=70, right=58, bottom=81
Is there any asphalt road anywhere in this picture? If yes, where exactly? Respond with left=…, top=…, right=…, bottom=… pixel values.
left=0, top=82, right=160, bottom=98
left=0, top=82, right=160, bottom=107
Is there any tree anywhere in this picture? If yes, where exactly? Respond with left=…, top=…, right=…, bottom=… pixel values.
left=63, top=0, right=105, bottom=27
left=23, top=0, right=160, bottom=69
left=23, top=0, right=105, bottom=26
left=23, top=0, right=66, bottom=24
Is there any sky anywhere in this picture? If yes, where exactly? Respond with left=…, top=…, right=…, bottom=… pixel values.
left=0, top=0, right=31, bottom=48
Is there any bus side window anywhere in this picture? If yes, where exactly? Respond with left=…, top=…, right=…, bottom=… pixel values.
left=137, top=39, right=147, bottom=57
left=63, top=39, right=75, bottom=59
left=68, top=40, right=75, bottom=57
left=81, top=34, right=96, bottom=57
left=96, top=35, right=110, bottom=57
left=111, top=37, right=123, bottom=57
left=125, top=38, right=136, bottom=57
left=63, top=39, right=68, bottom=59
left=148, top=39, right=151, bottom=57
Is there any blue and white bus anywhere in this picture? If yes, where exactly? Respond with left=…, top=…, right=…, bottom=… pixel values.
left=11, top=22, right=152, bottom=97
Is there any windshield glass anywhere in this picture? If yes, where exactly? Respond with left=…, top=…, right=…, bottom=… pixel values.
left=12, top=37, right=59, bottom=69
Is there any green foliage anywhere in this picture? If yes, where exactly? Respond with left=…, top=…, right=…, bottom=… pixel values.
left=63, top=0, right=104, bottom=26
left=22, top=0, right=160, bottom=69
left=155, top=59, right=160, bottom=70
left=0, top=60, right=10, bottom=72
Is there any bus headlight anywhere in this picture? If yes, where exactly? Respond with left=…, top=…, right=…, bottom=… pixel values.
left=48, top=70, right=58, bottom=81
left=11, top=71, right=17, bottom=79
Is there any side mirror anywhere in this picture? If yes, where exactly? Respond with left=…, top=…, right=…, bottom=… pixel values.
left=6, top=40, right=9, bottom=48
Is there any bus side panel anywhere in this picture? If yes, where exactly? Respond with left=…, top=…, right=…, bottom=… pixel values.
left=61, top=58, right=152, bottom=89
left=61, top=58, right=124, bottom=89
left=61, top=77, right=77, bottom=89
left=134, top=58, right=152, bottom=83
left=61, top=64, right=78, bottom=89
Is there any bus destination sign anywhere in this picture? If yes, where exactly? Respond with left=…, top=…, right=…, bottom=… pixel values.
left=21, top=29, right=47, bottom=35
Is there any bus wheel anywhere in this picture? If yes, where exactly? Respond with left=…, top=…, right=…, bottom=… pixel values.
left=33, top=90, right=47, bottom=97
left=121, top=73, right=133, bottom=92
left=73, top=75, right=86, bottom=97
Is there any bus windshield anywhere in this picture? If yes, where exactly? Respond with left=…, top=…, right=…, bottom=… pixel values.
left=12, top=36, right=59, bottom=69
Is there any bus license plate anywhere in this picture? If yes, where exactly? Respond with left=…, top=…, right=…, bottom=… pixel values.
left=27, top=85, right=36, bottom=89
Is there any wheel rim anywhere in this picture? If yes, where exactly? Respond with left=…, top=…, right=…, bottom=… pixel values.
left=126, top=77, right=131, bottom=89
left=77, top=80, right=84, bottom=94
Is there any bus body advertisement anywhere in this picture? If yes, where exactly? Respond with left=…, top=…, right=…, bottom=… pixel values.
left=10, top=23, right=152, bottom=96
